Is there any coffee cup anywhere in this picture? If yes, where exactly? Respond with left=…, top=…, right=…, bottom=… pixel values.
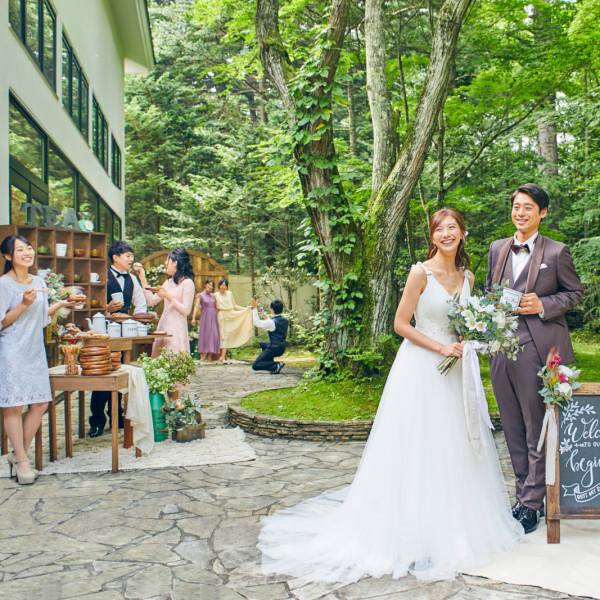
left=56, top=243, right=67, bottom=257
left=90, top=272, right=100, bottom=282
left=111, top=292, right=124, bottom=304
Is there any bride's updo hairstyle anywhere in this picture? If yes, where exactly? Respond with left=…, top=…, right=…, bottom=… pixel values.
left=425, top=208, right=470, bottom=270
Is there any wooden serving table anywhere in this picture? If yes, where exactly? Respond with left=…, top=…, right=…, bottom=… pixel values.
left=49, top=371, right=129, bottom=472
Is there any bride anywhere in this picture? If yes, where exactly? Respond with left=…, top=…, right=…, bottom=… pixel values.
left=258, top=208, right=524, bottom=582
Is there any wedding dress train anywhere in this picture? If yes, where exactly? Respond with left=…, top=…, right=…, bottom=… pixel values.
left=258, top=264, right=524, bottom=582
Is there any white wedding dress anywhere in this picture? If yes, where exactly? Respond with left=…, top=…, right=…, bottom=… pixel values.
left=258, top=264, right=524, bottom=582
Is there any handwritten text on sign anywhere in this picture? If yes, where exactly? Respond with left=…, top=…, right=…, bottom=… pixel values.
left=559, top=400, right=600, bottom=506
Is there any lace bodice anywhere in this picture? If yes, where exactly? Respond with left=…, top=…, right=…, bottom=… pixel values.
left=412, top=263, right=471, bottom=344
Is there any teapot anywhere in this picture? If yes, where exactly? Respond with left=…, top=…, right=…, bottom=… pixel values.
left=85, top=312, right=107, bottom=334
left=107, top=322, right=121, bottom=338
left=122, top=319, right=139, bottom=337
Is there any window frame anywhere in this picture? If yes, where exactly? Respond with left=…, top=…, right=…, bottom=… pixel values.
left=61, top=31, right=89, bottom=142
left=111, top=135, right=122, bottom=189
left=92, top=95, right=109, bottom=172
left=9, top=0, right=56, bottom=89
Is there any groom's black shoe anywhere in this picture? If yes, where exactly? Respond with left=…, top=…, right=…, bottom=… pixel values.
left=511, top=501, right=523, bottom=520
left=88, top=426, right=103, bottom=438
left=518, top=506, right=539, bottom=534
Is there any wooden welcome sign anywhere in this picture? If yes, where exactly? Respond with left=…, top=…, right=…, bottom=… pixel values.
left=546, top=382, right=600, bottom=543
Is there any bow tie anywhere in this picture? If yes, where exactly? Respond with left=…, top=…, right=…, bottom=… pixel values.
left=112, top=270, right=130, bottom=279
left=511, top=243, right=530, bottom=255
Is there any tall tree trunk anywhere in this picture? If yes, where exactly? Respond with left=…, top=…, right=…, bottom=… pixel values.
left=537, top=94, right=558, bottom=179
left=361, top=0, right=473, bottom=342
left=366, top=0, right=398, bottom=196
left=347, top=79, right=357, bottom=156
left=257, top=0, right=352, bottom=356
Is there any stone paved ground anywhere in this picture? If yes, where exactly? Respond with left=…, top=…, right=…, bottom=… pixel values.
left=0, top=362, right=590, bottom=600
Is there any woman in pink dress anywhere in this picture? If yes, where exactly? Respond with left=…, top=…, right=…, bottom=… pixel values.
left=134, top=248, right=195, bottom=357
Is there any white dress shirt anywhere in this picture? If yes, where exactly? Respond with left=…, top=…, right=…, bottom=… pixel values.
left=511, top=232, right=538, bottom=281
left=252, top=308, right=275, bottom=332
left=511, top=232, right=544, bottom=319
left=109, top=267, right=147, bottom=313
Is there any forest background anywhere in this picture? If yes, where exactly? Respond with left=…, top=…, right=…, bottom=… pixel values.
left=124, top=0, right=600, bottom=374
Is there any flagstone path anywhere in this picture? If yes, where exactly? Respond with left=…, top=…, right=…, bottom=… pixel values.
left=0, top=362, right=588, bottom=600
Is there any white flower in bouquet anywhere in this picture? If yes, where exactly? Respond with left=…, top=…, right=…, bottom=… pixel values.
left=475, top=321, right=487, bottom=333
left=492, top=312, right=506, bottom=328
left=558, top=365, right=573, bottom=378
left=437, top=282, right=521, bottom=375
left=465, top=316, right=478, bottom=330
left=556, top=382, right=573, bottom=397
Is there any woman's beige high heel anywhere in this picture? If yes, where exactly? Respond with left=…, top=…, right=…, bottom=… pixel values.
left=14, top=459, right=35, bottom=485
left=7, top=452, right=38, bottom=480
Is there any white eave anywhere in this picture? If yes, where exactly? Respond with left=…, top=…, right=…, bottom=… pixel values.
left=108, top=0, right=155, bottom=74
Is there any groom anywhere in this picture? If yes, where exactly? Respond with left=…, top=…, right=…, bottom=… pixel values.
left=486, top=183, right=583, bottom=533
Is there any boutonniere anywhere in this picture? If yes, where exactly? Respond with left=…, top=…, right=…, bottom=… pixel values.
left=539, top=263, right=548, bottom=269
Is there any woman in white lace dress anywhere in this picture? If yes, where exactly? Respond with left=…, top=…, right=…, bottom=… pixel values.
left=0, top=235, right=76, bottom=485
left=258, top=208, right=523, bottom=582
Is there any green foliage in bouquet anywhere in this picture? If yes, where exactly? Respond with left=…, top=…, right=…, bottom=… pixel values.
left=161, top=395, right=202, bottom=432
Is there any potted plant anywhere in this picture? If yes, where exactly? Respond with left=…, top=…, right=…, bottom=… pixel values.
left=162, top=350, right=196, bottom=400
left=162, top=394, right=205, bottom=442
left=138, top=352, right=172, bottom=442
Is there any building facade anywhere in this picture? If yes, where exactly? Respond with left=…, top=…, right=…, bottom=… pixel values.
left=1, top=0, right=153, bottom=243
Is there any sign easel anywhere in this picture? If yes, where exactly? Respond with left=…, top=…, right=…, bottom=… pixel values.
left=546, top=382, right=600, bottom=543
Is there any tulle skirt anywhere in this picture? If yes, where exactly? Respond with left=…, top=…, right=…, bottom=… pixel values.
left=258, top=338, right=524, bottom=582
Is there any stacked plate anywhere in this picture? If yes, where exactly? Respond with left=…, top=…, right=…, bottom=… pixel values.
left=111, top=351, right=122, bottom=372
left=79, top=346, right=112, bottom=376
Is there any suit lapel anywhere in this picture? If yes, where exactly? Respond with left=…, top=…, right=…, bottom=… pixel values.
left=525, top=234, right=546, bottom=294
left=492, top=239, right=513, bottom=287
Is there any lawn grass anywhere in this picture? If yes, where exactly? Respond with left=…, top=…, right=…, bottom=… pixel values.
left=230, top=341, right=319, bottom=371
left=240, top=331, right=600, bottom=421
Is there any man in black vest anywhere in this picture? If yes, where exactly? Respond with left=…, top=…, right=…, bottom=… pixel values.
left=250, top=298, right=288, bottom=374
left=88, top=241, right=147, bottom=438
left=486, top=184, right=582, bottom=533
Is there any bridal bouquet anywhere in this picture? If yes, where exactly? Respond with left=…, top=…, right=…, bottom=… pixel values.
left=437, top=283, right=521, bottom=375
left=537, top=349, right=581, bottom=406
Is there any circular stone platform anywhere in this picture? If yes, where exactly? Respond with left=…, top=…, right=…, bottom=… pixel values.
left=227, top=401, right=373, bottom=441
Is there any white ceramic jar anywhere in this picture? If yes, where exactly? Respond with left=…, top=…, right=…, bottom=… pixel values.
left=122, top=319, right=139, bottom=337
left=107, top=322, right=121, bottom=338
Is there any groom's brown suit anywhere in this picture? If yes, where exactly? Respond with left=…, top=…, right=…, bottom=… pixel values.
left=486, top=234, right=582, bottom=510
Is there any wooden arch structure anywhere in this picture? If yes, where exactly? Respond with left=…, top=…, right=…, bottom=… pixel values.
left=140, top=249, right=227, bottom=298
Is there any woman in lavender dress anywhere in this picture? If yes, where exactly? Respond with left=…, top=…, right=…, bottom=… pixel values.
left=191, top=279, right=220, bottom=362
left=0, top=235, right=77, bottom=485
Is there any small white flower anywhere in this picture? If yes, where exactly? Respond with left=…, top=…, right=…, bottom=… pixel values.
left=557, top=382, right=573, bottom=397
left=490, top=340, right=501, bottom=352
left=484, top=304, right=496, bottom=314
left=468, top=297, right=481, bottom=310
left=465, top=316, right=478, bottom=330
left=493, top=313, right=506, bottom=328
left=475, top=321, right=487, bottom=333
left=461, top=309, right=474, bottom=319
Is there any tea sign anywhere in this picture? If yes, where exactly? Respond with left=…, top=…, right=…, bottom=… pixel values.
left=19, top=202, right=81, bottom=230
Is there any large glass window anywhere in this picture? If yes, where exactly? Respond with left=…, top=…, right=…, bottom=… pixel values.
left=78, top=179, right=98, bottom=231
left=93, top=96, right=109, bottom=172
left=9, top=100, right=45, bottom=180
left=98, top=200, right=113, bottom=243
left=48, top=143, right=75, bottom=221
left=111, top=135, right=122, bottom=189
left=113, top=215, right=122, bottom=243
left=9, top=1, right=55, bottom=88
left=62, top=34, right=88, bottom=140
